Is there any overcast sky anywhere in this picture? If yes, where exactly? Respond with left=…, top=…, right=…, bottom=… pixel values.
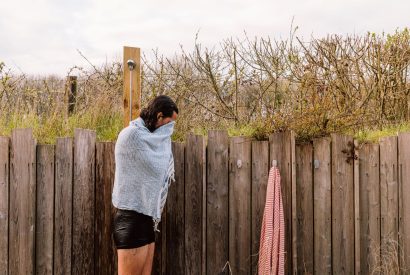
left=1, top=0, right=409, bottom=76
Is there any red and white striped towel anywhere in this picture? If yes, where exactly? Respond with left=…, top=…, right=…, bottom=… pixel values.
left=258, top=166, right=285, bottom=275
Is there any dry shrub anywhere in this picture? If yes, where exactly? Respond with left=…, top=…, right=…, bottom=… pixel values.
left=1, top=28, right=410, bottom=142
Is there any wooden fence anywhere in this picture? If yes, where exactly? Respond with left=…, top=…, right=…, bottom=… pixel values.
left=0, top=128, right=409, bottom=274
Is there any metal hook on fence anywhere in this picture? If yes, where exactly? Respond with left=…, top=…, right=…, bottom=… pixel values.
left=272, top=159, right=277, bottom=167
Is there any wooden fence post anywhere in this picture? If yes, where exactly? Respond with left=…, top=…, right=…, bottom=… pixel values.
left=65, top=76, right=77, bottom=118
left=398, top=132, right=410, bottom=272
left=123, top=46, right=141, bottom=128
left=9, top=129, right=37, bottom=275
left=0, top=137, right=9, bottom=275
left=72, top=128, right=96, bottom=275
left=331, top=133, right=355, bottom=274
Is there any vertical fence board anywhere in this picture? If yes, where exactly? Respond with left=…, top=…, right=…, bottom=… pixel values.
left=185, top=134, right=206, bottom=275
left=166, top=142, right=185, bottom=275
left=207, top=130, right=229, bottom=275
left=54, top=138, right=73, bottom=275
left=359, top=143, right=380, bottom=274
left=354, top=139, right=361, bottom=275
left=35, top=145, right=55, bottom=275
left=9, top=129, right=36, bottom=275
left=379, top=136, right=399, bottom=271
left=269, top=131, right=295, bottom=273
left=162, top=204, right=167, bottom=275
left=72, top=129, right=96, bottom=275
left=353, top=139, right=362, bottom=275
left=0, top=137, right=9, bottom=275
left=229, top=136, right=252, bottom=275
left=153, top=205, right=166, bottom=275
left=398, top=132, right=410, bottom=272
left=251, top=140, right=269, bottom=275
left=95, top=142, right=116, bottom=275
left=313, top=137, right=332, bottom=274
left=331, top=133, right=355, bottom=274
left=295, top=143, right=314, bottom=274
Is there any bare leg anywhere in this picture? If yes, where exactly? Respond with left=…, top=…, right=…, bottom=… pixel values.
left=142, top=242, right=155, bottom=275
left=117, top=244, right=150, bottom=275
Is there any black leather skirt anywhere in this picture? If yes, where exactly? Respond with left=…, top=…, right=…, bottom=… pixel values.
left=113, top=208, right=155, bottom=249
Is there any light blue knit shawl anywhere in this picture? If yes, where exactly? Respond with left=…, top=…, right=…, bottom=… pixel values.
left=112, top=117, right=175, bottom=232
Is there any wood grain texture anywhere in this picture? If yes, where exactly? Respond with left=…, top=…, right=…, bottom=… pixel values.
left=123, top=46, right=141, bottom=128
left=72, top=128, right=96, bottom=275
left=185, top=134, right=206, bottom=275
left=9, top=128, right=36, bottom=275
left=54, top=138, right=73, bottom=275
left=295, top=143, right=314, bottom=274
left=379, top=136, right=399, bottom=269
left=0, top=136, right=9, bottom=275
left=153, top=206, right=165, bottom=275
left=331, top=133, right=355, bottom=275
left=95, top=142, right=116, bottom=275
left=313, top=137, right=332, bottom=274
left=35, top=145, right=55, bottom=275
left=207, top=130, right=229, bottom=275
left=359, top=143, right=380, bottom=274
left=251, top=140, right=269, bottom=275
left=166, top=142, right=185, bottom=275
left=229, top=136, right=252, bottom=275
left=354, top=139, right=361, bottom=275
left=398, top=132, right=410, bottom=272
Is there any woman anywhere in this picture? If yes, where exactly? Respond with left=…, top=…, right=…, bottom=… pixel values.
left=111, top=95, right=178, bottom=275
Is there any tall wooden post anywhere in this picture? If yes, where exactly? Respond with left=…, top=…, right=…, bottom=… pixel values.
left=123, top=46, right=141, bottom=128
left=65, top=75, right=77, bottom=119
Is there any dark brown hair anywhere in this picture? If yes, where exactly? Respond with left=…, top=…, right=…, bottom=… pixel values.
left=139, top=95, right=179, bottom=132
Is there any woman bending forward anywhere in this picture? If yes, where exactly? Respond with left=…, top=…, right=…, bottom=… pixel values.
left=111, top=95, right=178, bottom=275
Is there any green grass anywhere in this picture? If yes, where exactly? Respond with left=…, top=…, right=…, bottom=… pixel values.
left=1, top=111, right=410, bottom=144
left=0, top=111, right=124, bottom=144
left=351, top=122, right=410, bottom=143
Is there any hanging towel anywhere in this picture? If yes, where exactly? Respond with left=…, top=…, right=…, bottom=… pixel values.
left=258, top=166, right=285, bottom=275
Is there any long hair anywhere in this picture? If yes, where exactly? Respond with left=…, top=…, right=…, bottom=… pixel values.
left=139, top=95, right=179, bottom=132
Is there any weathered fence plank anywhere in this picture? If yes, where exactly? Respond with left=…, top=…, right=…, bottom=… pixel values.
left=354, top=139, right=361, bottom=275
left=331, top=133, right=355, bottom=274
left=269, top=131, right=296, bottom=274
left=313, top=137, right=332, bottom=274
left=207, top=130, right=229, bottom=275
left=35, top=145, right=55, bottom=275
left=379, top=136, right=399, bottom=270
left=95, top=142, right=117, bottom=275
left=229, top=136, right=252, bottom=275
left=166, top=142, right=185, bottom=275
left=398, top=132, right=410, bottom=272
left=9, top=129, right=36, bottom=275
left=295, top=143, right=314, bottom=274
left=185, top=134, right=206, bottom=275
left=359, top=143, right=380, bottom=274
left=54, top=138, right=73, bottom=275
left=153, top=205, right=166, bottom=275
left=251, top=140, right=269, bottom=275
left=162, top=204, right=167, bottom=275
left=161, top=205, right=168, bottom=275
left=72, top=128, right=96, bottom=275
left=0, top=136, right=9, bottom=275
